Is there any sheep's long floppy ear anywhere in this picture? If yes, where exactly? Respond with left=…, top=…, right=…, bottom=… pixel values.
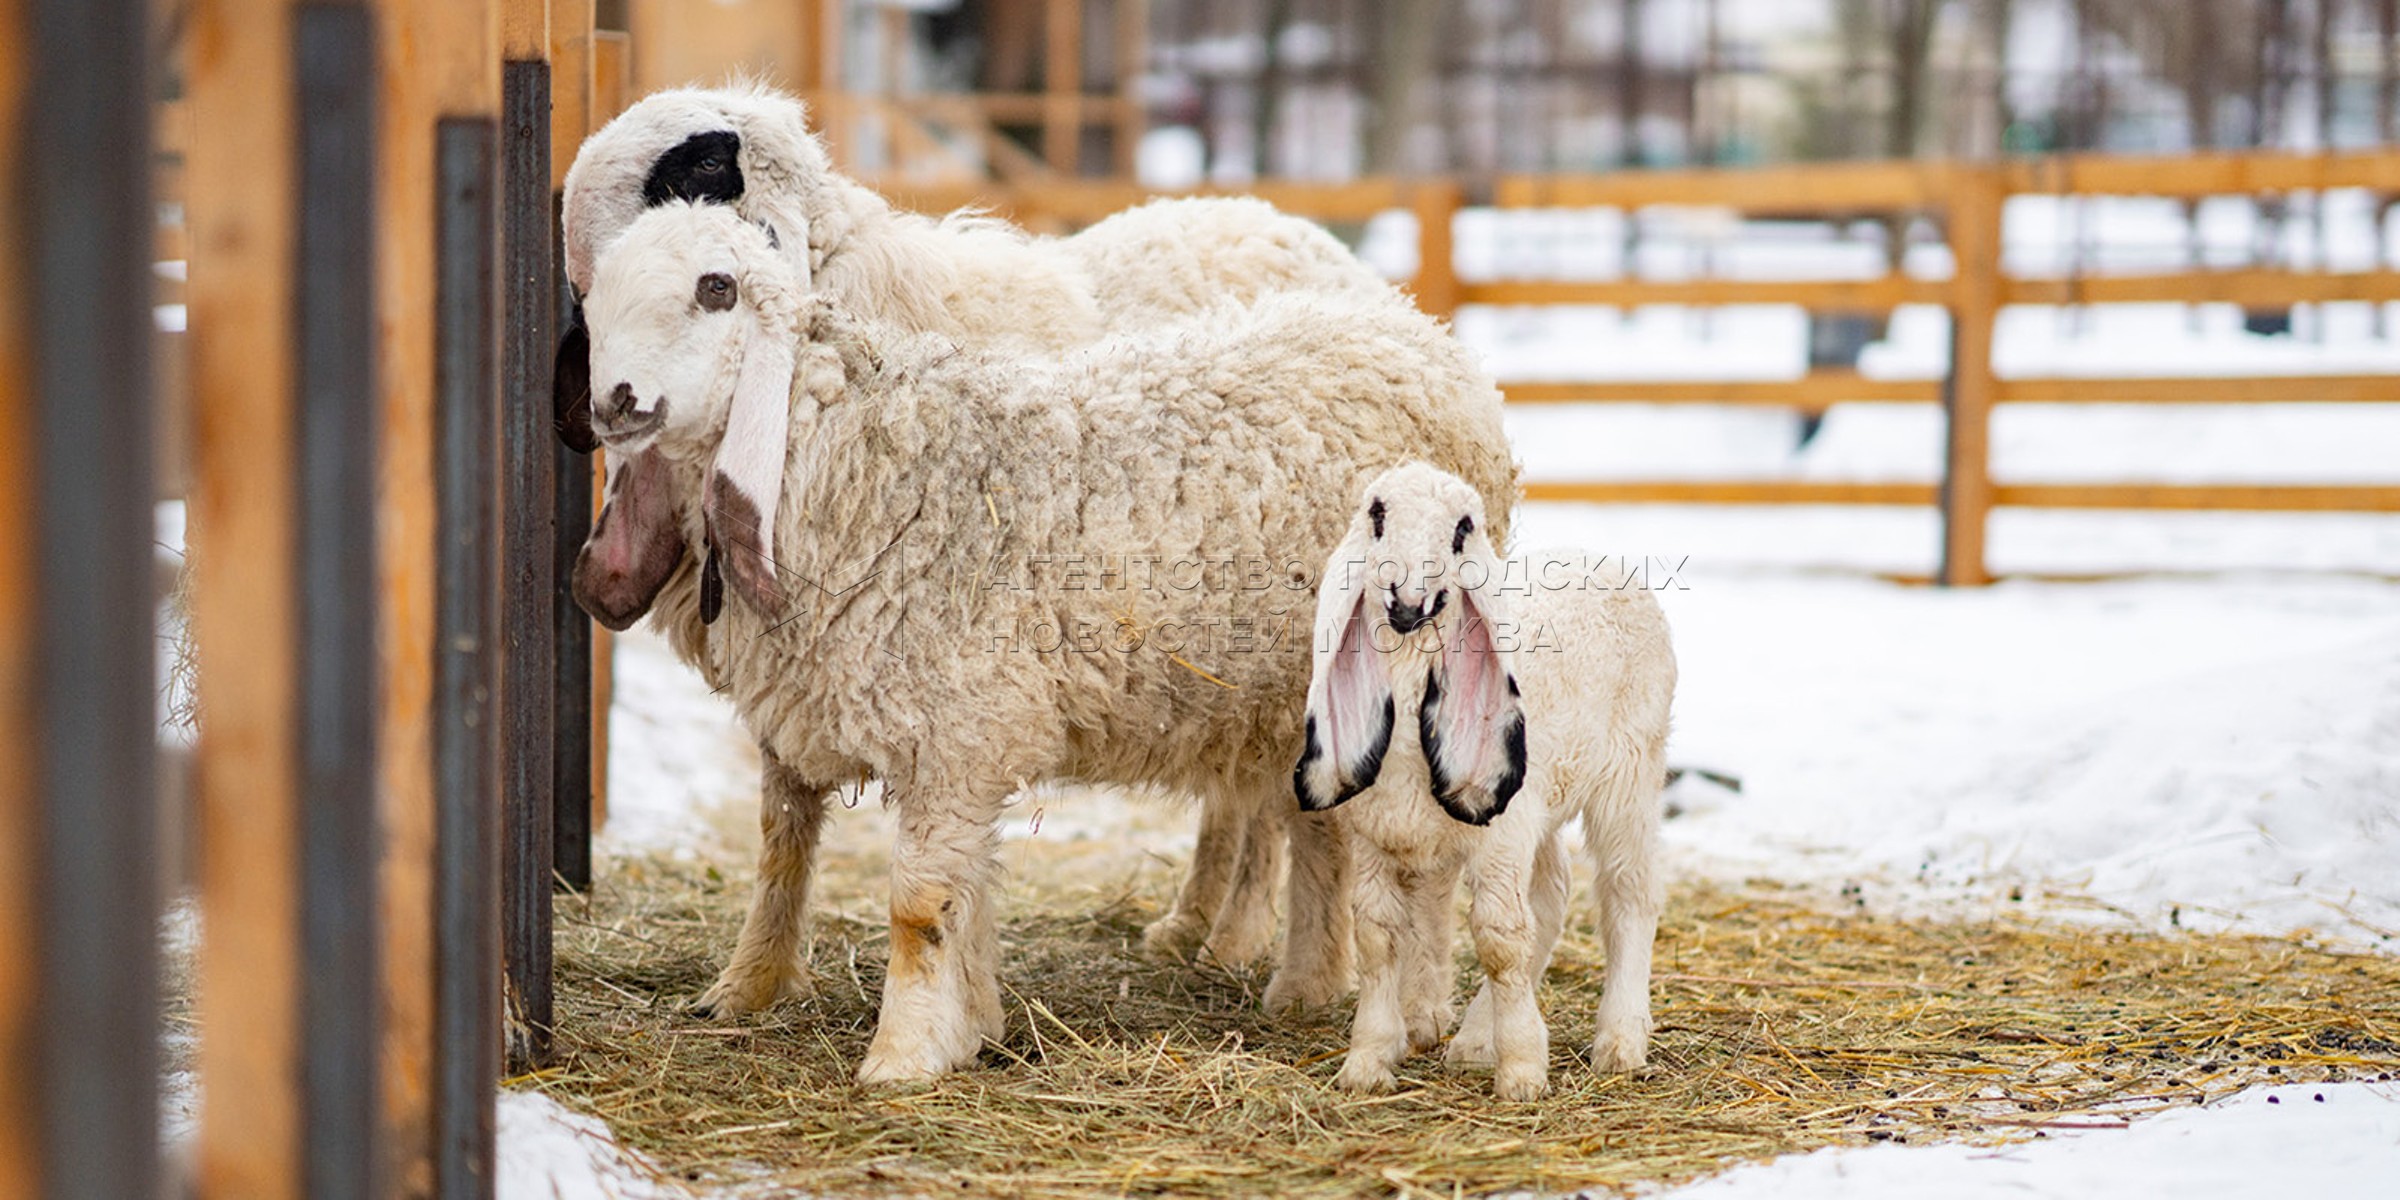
left=705, top=305, right=793, bottom=617
left=572, top=450, right=687, bottom=631
left=1418, top=566, right=1527, bottom=826
left=554, top=298, right=598, bottom=453
left=1293, top=550, right=1394, bottom=812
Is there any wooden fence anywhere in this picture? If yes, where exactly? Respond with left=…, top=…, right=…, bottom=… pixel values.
left=879, top=149, right=2400, bottom=586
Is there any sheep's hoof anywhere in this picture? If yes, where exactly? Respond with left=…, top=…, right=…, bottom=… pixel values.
left=1331, top=1055, right=1398, bottom=1094
left=856, top=1031, right=974, bottom=1087
left=1260, top=969, right=1346, bottom=1015
left=1590, top=1027, right=1649, bottom=1074
left=1140, top=912, right=1208, bottom=960
left=1494, top=1063, right=1550, bottom=1101
left=689, top=968, right=808, bottom=1020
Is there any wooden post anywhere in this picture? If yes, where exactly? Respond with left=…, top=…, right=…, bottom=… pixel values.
left=1113, top=0, right=1148, bottom=176
left=374, top=0, right=501, bottom=1196
left=3, top=0, right=162, bottom=1196
left=188, top=0, right=305, bottom=1194
left=1045, top=0, right=1084, bottom=173
left=1940, top=164, right=2004, bottom=587
left=1411, top=179, right=1462, bottom=321
left=589, top=27, right=631, bottom=835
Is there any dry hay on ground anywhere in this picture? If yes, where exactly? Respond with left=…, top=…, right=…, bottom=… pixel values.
left=533, top=833, right=2400, bottom=1199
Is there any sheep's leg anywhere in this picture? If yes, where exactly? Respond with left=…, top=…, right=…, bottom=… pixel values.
left=1468, top=849, right=1549, bottom=1100
left=1141, top=785, right=1246, bottom=960
left=1333, top=848, right=1413, bottom=1092
left=1587, top=813, right=1660, bottom=1074
left=1449, top=828, right=1568, bottom=1069
left=695, top=752, right=828, bottom=1018
left=1261, top=809, right=1355, bottom=1012
left=1399, top=859, right=1460, bottom=1053
left=1204, top=783, right=1286, bottom=967
left=858, top=787, right=1005, bottom=1085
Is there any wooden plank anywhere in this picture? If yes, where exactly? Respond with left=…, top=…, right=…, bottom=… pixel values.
left=1458, top=275, right=1950, bottom=312
left=1112, top=0, right=1148, bottom=176
left=503, top=0, right=546, bottom=60
left=10, top=1, right=161, bottom=1195
left=188, top=0, right=305, bottom=1195
left=1503, top=373, right=1940, bottom=408
left=592, top=29, right=631, bottom=123
left=1998, top=148, right=2400, bottom=198
left=588, top=27, right=624, bottom=835
left=0, top=1, right=32, bottom=1190
left=1993, top=483, right=2400, bottom=511
left=379, top=2, right=499, bottom=1197
left=1496, top=160, right=1947, bottom=212
left=1411, top=180, right=1460, bottom=320
left=549, top=0, right=592, bottom=190
left=1996, top=375, right=2400, bottom=404
left=871, top=177, right=1413, bottom=225
left=1940, top=164, right=2005, bottom=587
left=432, top=115, right=500, bottom=1200
left=2002, top=269, right=2400, bottom=307
left=1523, top=480, right=1939, bottom=506
left=1043, top=0, right=1083, bottom=173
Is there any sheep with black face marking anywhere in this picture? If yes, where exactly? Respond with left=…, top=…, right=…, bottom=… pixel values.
left=579, top=203, right=1517, bottom=1084
left=558, top=82, right=1397, bottom=985
left=1296, top=462, right=1674, bottom=1099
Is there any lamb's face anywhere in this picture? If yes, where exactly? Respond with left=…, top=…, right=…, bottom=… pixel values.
left=1343, top=462, right=1497, bottom=641
left=585, top=204, right=785, bottom=457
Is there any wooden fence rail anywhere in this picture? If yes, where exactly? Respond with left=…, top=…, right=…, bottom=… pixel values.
left=878, top=147, right=2400, bottom=586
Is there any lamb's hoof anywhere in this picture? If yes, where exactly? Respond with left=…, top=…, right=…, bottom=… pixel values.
left=1494, top=1063, right=1550, bottom=1101
left=1405, top=1005, right=1456, bottom=1054
left=1591, top=1027, right=1649, bottom=1073
left=689, top=969, right=808, bottom=1020
left=1261, top=969, right=1346, bottom=1015
left=1445, top=1017, right=1496, bottom=1070
left=1332, top=1055, right=1398, bottom=1094
left=1140, top=912, right=1208, bottom=959
left=1201, top=915, right=1276, bottom=968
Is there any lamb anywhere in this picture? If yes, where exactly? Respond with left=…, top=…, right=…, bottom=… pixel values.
left=576, top=202, right=1517, bottom=1083
left=1294, top=462, right=1675, bottom=1099
left=557, top=81, right=1394, bottom=979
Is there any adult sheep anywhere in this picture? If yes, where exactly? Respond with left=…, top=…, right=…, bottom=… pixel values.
left=558, top=82, right=1394, bottom=980
left=579, top=202, right=1516, bottom=1082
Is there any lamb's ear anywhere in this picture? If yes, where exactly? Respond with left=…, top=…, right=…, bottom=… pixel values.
left=705, top=306, right=793, bottom=617
left=1293, top=551, right=1394, bottom=812
left=554, top=299, right=598, bottom=453
left=572, top=450, right=687, bottom=631
left=1419, top=571, right=1527, bottom=826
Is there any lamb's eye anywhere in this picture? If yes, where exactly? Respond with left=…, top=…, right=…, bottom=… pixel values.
left=1452, top=515, right=1473, bottom=555
left=1367, top=498, right=1385, bottom=539
left=696, top=272, right=737, bottom=311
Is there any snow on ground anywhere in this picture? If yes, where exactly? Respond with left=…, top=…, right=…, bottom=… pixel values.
left=1650, top=1081, right=2400, bottom=1200
left=500, top=1092, right=692, bottom=1200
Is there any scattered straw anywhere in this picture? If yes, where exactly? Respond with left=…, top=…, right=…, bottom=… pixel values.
left=539, top=836, right=2400, bottom=1199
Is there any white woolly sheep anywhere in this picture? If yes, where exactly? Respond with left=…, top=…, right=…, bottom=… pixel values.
left=558, top=82, right=1395, bottom=980
left=576, top=203, right=1517, bottom=1083
left=1295, top=462, right=1675, bottom=1099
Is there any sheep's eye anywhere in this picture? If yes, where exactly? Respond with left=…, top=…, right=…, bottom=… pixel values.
left=696, top=272, right=737, bottom=311
left=1367, top=498, right=1385, bottom=539
left=696, top=154, right=725, bottom=174
left=1452, top=516, right=1473, bottom=555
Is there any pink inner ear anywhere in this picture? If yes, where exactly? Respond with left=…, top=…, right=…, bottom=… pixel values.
left=1428, top=587, right=1524, bottom=811
left=1323, top=594, right=1383, bottom=771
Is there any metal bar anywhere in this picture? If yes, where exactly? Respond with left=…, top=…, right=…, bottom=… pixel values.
left=23, top=0, right=159, bottom=1195
left=433, top=115, right=501, bottom=1200
left=552, top=422, right=594, bottom=893
left=293, top=7, right=383, bottom=1196
left=499, top=56, right=557, bottom=1071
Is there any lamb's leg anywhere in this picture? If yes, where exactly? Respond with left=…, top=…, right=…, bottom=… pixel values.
left=858, top=785, right=1005, bottom=1085
left=1400, top=859, right=1460, bottom=1053
left=1204, top=784, right=1286, bottom=966
left=1587, top=813, right=1660, bottom=1074
left=1467, top=850, right=1549, bottom=1100
left=1449, top=828, right=1568, bottom=1068
left=1333, top=847, right=1412, bottom=1092
left=1261, top=809, right=1355, bottom=1012
left=695, top=751, right=828, bottom=1017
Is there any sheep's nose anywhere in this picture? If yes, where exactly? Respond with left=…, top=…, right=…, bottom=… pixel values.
left=606, top=382, right=638, bottom=419
left=1386, top=597, right=1427, bottom=633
